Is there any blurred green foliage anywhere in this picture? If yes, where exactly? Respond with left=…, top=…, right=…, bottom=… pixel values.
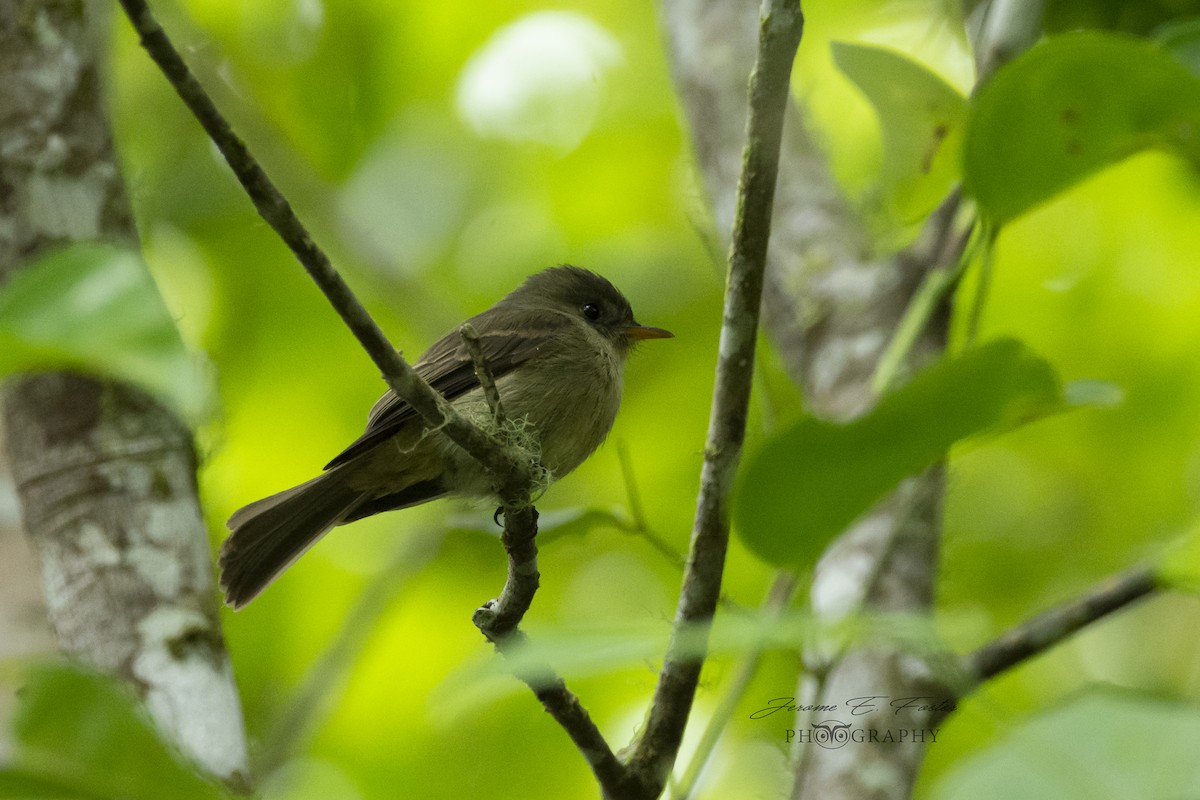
left=1, top=665, right=231, bottom=800
left=734, top=339, right=1067, bottom=568
left=4, top=0, right=1200, bottom=797
left=833, top=41, right=967, bottom=221
left=964, top=32, right=1200, bottom=224
left=0, top=243, right=213, bottom=421
left=931, top=688, right=1200, bottom=798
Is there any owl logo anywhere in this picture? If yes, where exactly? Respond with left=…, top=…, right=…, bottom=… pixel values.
left=811, top=720, right=852, bottom=749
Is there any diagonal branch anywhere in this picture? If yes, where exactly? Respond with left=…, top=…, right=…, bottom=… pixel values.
left=115, top=0, right=530, bottom=498
left=927, top=564, right=1159, bottom=729
left=493, top=629, right=634, bottom=797
left=459, top=323, right=507, bottom=424
left=960, top=565, right=1158, bottom=692
left=625, top=0, right=805, bottom=793
left=116, top=0, right=546, bottom=642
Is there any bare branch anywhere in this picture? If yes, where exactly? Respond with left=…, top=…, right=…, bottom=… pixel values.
left=471, top=506, right=540, bottom=640
left=114, top=0, right=531, bottom=497
left=625, top=0, right=805, bottom=792
left=459, top=323, right=507, bottom=424
left=113, top=3, right=644, bottom=790
left=961, top=565, right=1158, bottom=692
left=492, top=629, right=634, bottom=798
left=117, top=0, right=556, bottom=676
left=674, top=572, right=798, bottom=799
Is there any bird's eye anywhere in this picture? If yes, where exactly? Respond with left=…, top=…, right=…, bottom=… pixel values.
left=581, top=303, right=601, bottom=321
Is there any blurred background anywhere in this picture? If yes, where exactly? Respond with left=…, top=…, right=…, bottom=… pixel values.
left=5, top=0, right=1200, bottom=797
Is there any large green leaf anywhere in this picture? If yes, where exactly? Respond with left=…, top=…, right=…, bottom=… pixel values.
left=0, top=243, right=213, bottom=422
left=4, top=665, right=229, bottom=800
left=931, top=689, right=1200, bottom=799
left=733, top=339, right=1065, bottom=568
left=964, top=32, right=1200, bottom=225
left=833, top=42, right=967, bottom=221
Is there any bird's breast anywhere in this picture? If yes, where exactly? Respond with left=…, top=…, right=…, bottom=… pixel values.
left=498, top=335, right=623, bottom=480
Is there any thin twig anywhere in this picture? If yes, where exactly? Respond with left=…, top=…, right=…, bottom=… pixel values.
left=871, top=194, right=974, bottom=396
left=116, top=2, right=607, bottom=784
left=672, top=572, right=798, bottom=799
left=964, top=222, right=997, bottom=346
left=471, top=506, right=540, bottom=639
left=960, top=565, right=1158, bottom=693
left=459, top=323, right=507, bottom=423
left=615, top=443, right=690, bottom=572
left=625, top=1, right=805, bottom=794
left=498, top=630, right=635, bottom=798
left=617, top=442, right=649, bottom=532
left=926, top=564, right=1159, bottom=731
left=115, top=0, right=529, bottom=491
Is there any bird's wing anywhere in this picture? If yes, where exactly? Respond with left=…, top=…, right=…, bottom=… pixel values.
left=323, top=311, right=561, bottom=469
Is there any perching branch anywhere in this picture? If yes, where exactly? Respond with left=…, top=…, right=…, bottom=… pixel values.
left=115, top=1, right=625, bottom=788
left=960, top=565, right=1158, bottom=694
left=625, top=1, right=805, bottom=793
left=115, top=0, right=532, bottom=500
left=455, top=322, right=540, bottom=639
left=115, top=0, right=550, bottom=641
left=459, top=323, right=507, bottom=424
left=471, top=505, right=540, bottom=639
left=455, top=323, right=623, bottom=788
left=495, top=629, right=634, bottom=797
left=673, top=572, right=799, bottom=799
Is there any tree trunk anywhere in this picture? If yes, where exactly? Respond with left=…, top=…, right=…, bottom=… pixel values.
left=659, top=1, right=946, bottom=797
left=0, top=0, right=248, bottom=785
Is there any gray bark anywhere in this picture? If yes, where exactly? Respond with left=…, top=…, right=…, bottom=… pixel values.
left=659, top=1, right=945, bottom=797
left=0, top=0, right=248, bottom=785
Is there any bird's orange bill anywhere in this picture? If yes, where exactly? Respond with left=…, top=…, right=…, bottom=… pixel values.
left=626, top=325, right=674, bottom=340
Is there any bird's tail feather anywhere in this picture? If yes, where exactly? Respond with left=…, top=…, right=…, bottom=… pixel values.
left=220, top=470, right=368, bottom=609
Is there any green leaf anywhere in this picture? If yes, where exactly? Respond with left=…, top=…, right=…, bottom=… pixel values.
left=0, top=243, right=214, bottom=422
left=734, top=339, right=1066, bottom=568
left=6, top=665, right=229, bottom=800
left=833, top=42, right=967, bottom=221
left=964, top=32, right=1200, bottom=225
left=931, top=689, right=1200, bottom=799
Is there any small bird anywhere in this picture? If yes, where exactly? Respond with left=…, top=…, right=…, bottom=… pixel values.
left=219, top=266, right=672, bottom=608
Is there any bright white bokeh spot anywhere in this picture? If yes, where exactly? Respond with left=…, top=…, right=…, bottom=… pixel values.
left=337, top=120, right=470, bottom=277
left=456, top=11, right=623, bottom=151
